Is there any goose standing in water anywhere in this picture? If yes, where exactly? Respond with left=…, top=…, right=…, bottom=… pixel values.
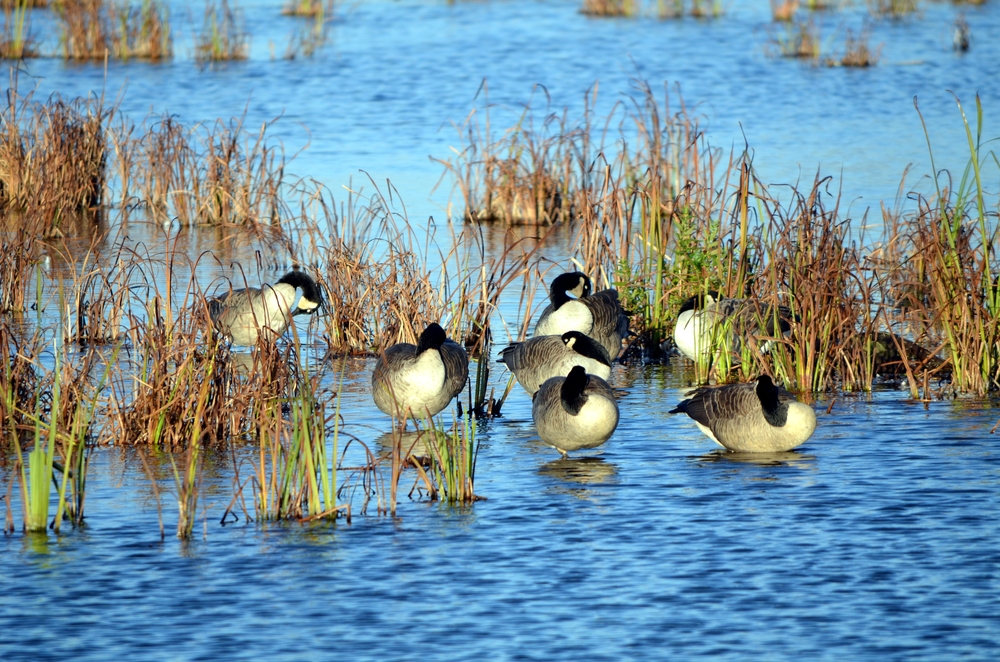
left=498, top=331, right=612, bottom=396
left=533, top=271, right=630, bottom=360
left=372, top=323, right=469, bottom=421
left=207, top=267, right=324, bottom=346
left=532, top=365, right=619, bottom=456
left=669, top=375, right=816, bottom=452
left=673, top=292, right=793, bottom=362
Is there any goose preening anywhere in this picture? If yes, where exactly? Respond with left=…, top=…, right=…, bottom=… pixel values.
left=673, top=292, right=793, bottom=362
left=207, top=268, right=324, bottom=346
left=533, top=271, right=630, bottom=360
left=498, top=330, right=612, bottom=396
left=372, top=323, right=469, bottom=421
left=669, top=375, right=817, bottom=452
left=532, top=365, right=620, bottom=456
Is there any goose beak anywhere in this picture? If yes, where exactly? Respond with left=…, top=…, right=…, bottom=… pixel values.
left=292, top=297, right=323, bottom=317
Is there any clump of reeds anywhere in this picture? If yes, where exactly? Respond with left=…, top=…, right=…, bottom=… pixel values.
left=771, top=0, right=800, bottom=21
left=128, top=111, right=288, bottom=227
left=829, top=26, right=881, bottom=67
left=434, top=83, right=592, bottom=225
left=1, top=1, right=39, bottom=59
left=771, top=19, right=822, bottom=59
left=57, top=0, right=172, bottom=61
left=0, top=88, right=110, bottom=236
left=581, top=0, right=639, bottom=17
left=410, top=415, right=480, bottom=504
left=281, top=0, right=332, bottom=18
left=195, top=0, right=248, bottom=63
left=867, top=0, right=918, bottom=18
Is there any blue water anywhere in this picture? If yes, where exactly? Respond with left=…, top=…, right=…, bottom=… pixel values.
left=4, top=1, right=1000, bottom=659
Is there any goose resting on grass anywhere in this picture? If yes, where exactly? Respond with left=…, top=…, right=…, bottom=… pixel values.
left=498, top=331, right=612, bottom=396
left=532, top=365, right=619, bottom=456
left=372, top=323, right=469, bottom=422
left=207, top=267, right=324, bottom=346
left=533, top=271, right=630, bottom=361
left=669, top=375, right=817, bottom=452
left=673, top=292, right=793, bottom=362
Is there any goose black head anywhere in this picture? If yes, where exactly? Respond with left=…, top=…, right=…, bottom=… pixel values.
left=678, top=290, right=721, bottom=315
left=279, top=267, right=324, bottom=316
left=562, top=331, right=611, bottom=366
left=560, top=365, right=590, bottom=415
left=755, top=374, right=789, bottom=426
left=550, top=272, right=592, bottom=308
left=417, top=323, right=448, bottom=353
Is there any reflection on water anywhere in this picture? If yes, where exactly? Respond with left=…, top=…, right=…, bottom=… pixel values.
left=539, top=456, right=618, bottom=485
left=693, top=449, right=817, bottom=469
left=372, top=430, right=434, bottom=463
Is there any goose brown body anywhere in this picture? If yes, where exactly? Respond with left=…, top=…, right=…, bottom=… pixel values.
left=673, top=292, right=794, bottom=362
left=532, top=366, right=619, bottom=455
left=499, top=331, right=612, bottom=396
left=372, top=323, right=469, bottom=420
left=207, top=268, right=323, bottom=346
left=670, top=375, right=817, bottom=452
left=533, top=272, right=630, bottom=360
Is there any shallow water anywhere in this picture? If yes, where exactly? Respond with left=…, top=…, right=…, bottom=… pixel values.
left=3, top=364, right=1000, bottom=660
left=3, top=1, right=1000, bottom=659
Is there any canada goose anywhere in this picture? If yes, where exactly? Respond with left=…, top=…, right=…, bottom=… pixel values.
left=669, top=375, right=817, bottom=452
left=533, top=271, right=630, bottom=360
left=207, top=267, right=324, bottom=346
left=532, top=365, right=619, bottom=456
left=498, top=331, right=612, bottom=396
left=372, top=323, right=469, bottom=421
left=673, top=292, right=793, bottom=362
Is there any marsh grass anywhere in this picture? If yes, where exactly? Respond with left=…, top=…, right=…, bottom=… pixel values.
left=830, top=25, right=881, bottom=67
left=442, top=79, right=998, bottom=393
left=281, top=0, right=332, bottom=18
left=0, top=88, right=110, bottom=236
left=581, top=0, right=639, bottom=16
left=867, top=0, right=919, bottom=17
left=770, top=19, right=822, bottom=59
left=771, top=0, right=799, bottom=21
left=195, top=0, right=248, bottom=63
left=57, top=0, right=172, bottom=61
left=410, top=415, right=480, bottom=504
left=433, top=82, right=595, bottom=225
left=1, top=0, right=39, bottom=59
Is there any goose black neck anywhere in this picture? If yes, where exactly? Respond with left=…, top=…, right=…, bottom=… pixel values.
left=756, top=375, right=788, bottom=427
left=550, top=272, right=589, bottom=309
left=417, top=323, right=447, bottom=353
left=678, top=290, right=721, bottom=315
left=278, top=269, right=322, bottom=303
left=560, top=365, right=589, bottom=415
left=563, top=331, right=611, bottom=366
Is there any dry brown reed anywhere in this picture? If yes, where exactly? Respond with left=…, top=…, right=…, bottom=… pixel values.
left=57, top=0, right=172, bottom=61
left=867, top=0, right=919, bottom=17
left=439, top=79, right=999, bottom=394
left=1, top=1, right=39, bottom=59
left=771, top=0, right=799, bottom=21
left=832, top=26, right=881, bottom=67
left=772, top=19, right=822, bottom=59
left=0, top=87, right=110, bottom=237
left=130, top=112, right=288, bottom=227
left=281, top=0, right=333, bottom=18
left=289, top=177, right=540, bottom=359
left=581, top=0, right=639, bottom=17
left=433, top=83, right=598, bottom=225
left=195, top=0, right=248, bottom=63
